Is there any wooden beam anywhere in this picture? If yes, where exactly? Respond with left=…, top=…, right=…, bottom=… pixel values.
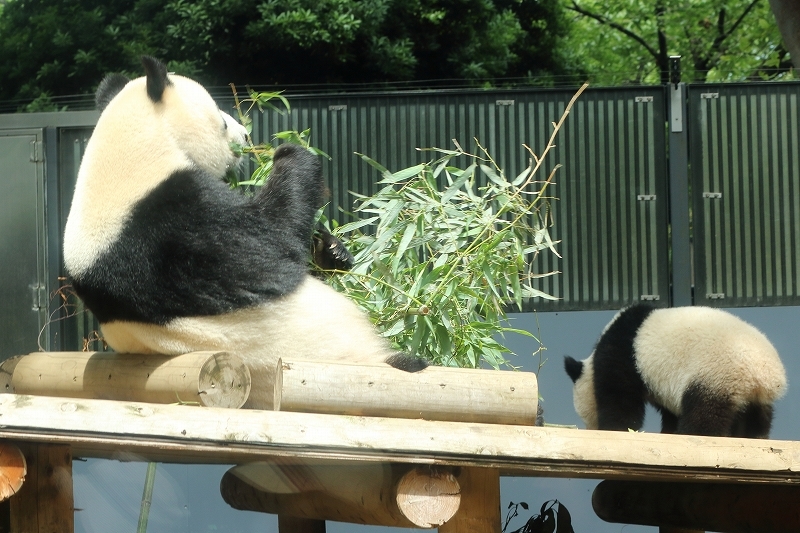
left=439, top=468, right=500, bottom=533
left=275, top=358, right=538, bottom=425
left=0, top=394, right=799, bottom=485
left=593, top=480, right=800, bottom=533
left=1, top=351, right=250, bottom=408
left=0, top=444, right=26, bottom=502
left=10, top=444, right=73, bottom=533
left=220, top=461, right=459, bottom=527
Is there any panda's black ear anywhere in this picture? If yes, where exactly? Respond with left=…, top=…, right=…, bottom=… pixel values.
left=564, top=356, right=584, bottom=382
left=95, top=73, right=130, bottom=112
left=141, top=56, right=171, bottom=103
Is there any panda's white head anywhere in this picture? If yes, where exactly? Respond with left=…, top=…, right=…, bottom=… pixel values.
left=564, top=354, right=598, bottom=430
left=64, top=56, right=247, bottom=276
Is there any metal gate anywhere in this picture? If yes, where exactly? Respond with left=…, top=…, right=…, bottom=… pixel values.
left=690, top=82, right=800, bottom=307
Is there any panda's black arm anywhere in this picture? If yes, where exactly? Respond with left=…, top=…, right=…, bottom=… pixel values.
left=255, top=144, right=325, bottom=251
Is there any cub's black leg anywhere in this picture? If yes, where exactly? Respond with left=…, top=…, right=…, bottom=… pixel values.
left=677, top=383, right=736, bottom=436
left=731, top=403, right=773, bottom=439
left=657, top=407, right=679, bottom=434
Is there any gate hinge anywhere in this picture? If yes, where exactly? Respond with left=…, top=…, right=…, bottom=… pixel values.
left=702, top=192, right=722, bottom=199
left=30, top=284, right=47, bottom=310
left=706, top=293, right=725, bottom=300
left=640, top=294, right=660, bottom=301
left=30, top=140, right=44, bottom=163
left=635, top=96, right=653, bottom=103
left=637, top=194, right=656, bottom=201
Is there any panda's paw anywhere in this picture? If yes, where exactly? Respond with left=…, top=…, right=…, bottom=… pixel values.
left=385, top=353, right=429, bottom=373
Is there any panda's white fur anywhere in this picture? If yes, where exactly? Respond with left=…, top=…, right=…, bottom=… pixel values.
left=100, top=277, right=398, bottom=406
left=64, top=57, right=418, bottom=409
left=64, top=70, right=245, bottom=276
left=564, top=304, right=786, bottom=437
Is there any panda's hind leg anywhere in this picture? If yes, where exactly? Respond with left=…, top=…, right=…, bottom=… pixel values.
left=731, top=403, right=774, bottom=439
left=656, top=406, right=678, bottom=434
left=677, top=383, right=737, bottom=436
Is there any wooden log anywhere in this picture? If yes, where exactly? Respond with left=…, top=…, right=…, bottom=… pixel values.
left=3, top=351, right=250, bottom=408
left=275, top=358, right=538, bottom=425
left=439, top=467, right=501, bottom=533
left=220, top=461, right=460, bottom=528
left=10, top=444, right=73, bottom=533
left=0, top=444, right=26, bottom=502
left=593, top=480, right=800, bottom=533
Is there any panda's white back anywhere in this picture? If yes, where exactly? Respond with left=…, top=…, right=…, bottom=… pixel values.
left=634, top=307, right=787, bottom=414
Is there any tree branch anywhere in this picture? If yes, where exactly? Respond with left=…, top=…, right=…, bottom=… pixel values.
left=568, top=1, right=661, bottom=61
left=700, top=0, right=761, bottom=72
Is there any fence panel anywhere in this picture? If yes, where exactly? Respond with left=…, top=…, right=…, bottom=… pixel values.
left=690, top=82, right=800, bottom=307
left=257, top=87, right=669, bottom=311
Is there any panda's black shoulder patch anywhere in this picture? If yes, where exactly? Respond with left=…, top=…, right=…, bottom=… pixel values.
left=591, top=304, right=656, bottom=429
left=95, top=74, right=130, bottom=112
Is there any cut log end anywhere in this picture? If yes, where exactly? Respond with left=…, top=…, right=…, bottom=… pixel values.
left=198, top=351, right=252, bottom=408
left=0, top=443, right=26, bottom=501
left=396, top=467, right=461, bottom=527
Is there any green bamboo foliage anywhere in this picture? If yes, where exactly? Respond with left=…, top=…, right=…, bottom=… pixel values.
left=236, top=85, right=586, bottom=369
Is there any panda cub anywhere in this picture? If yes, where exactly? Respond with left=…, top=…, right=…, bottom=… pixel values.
left=564, top=304, right=786, bottom=438
left=63, top=57, right=423, bottom=409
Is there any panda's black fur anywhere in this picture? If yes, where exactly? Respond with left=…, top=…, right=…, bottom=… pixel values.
left=64, top=57, right=425, bottom=409
left=73, top=144, right=323, bottom=325
left=564, top=304, right=786, bottom=438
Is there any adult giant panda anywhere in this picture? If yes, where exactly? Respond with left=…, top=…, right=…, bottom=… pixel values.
left=63, top=56, right=423, bottom=409
left=563, top=304, right=787, bottom=437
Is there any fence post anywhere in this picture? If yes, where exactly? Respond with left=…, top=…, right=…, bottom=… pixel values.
left=668, top=56, right=692, bottom=306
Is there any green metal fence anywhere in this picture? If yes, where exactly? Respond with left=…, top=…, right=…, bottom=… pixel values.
left=3, top=81, right=798, bottom=356
left=690, top=83, right=800, bottom=307
left=255, top=87, right=670, bottom=311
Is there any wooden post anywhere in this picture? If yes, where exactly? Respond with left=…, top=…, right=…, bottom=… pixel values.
left=275, top=358, right=538, bottom=425
left=439, top=468, right=501, bottom=533
left=9, top=444, right=73, bottom=533
left=593, top=480, right=800, bottom=533
left=2, top=351, right=251, bottom=408
left=220, top=461, right=460, bottom=528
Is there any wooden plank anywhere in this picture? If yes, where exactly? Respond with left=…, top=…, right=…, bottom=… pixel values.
left=276, top=358, right=538, bottom=425
left=2, top=351, right=250, bottom=408
left=10, top=443, right=73, bottom=533
left=594, top=480, right=800, bottom=533
left=0, top=394, right=798, bottom=484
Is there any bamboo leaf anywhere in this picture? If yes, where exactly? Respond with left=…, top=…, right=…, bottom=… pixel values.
left=480, top=164, right=507, bottom=186
left=336, top=216, right=379, bottom=234
left=392, top=224, right=417, bottom=273
left=380, top=163, right=426, bottom=184
left=441, top=163, right=476, bottom=203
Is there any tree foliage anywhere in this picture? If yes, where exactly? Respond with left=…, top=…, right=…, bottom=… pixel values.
left=563, top=0, right=794, bottom=84
left=0, top=0, right=574, bottom=107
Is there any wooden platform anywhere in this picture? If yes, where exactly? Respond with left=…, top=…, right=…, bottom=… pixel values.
left=0, top=393, right=797, bottom=483
left=1, top=393, right=800, bottom=532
